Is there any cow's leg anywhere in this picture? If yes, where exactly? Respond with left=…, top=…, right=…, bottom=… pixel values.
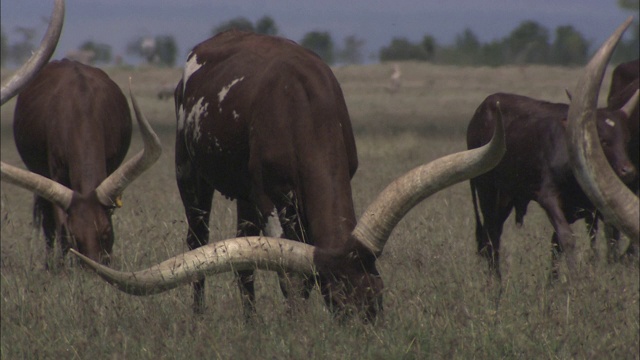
left=475, top=183, right=511, bottom=278
left=36, top=197, right=57, bottom=270
left=55, top=206, right=73, bottom=266
left=235, top=199, right=261, bottom=319
left=584, top=211, right=599, bottom=262
left=538, top=195, right=575, bottom=280
left=176, top=163, right=214, bottom=315
left=274, top=203, right=313, bottom=311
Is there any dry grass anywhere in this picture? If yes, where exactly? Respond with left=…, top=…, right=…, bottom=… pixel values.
left=1, top=62, right=638, bottom=359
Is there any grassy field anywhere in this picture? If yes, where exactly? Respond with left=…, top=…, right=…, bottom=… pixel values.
left=1, top=62, right=638, bottom=359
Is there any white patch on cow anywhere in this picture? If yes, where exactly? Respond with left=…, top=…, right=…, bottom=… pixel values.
left=605, top=118, right=616, bottom=127
left=177, top=105, right=186, bottom=131
left=264, top=208, right=284, bottom=237
left=175, top=161, right=191, bottom=181
left=184, top=97, right=209, bottom=144
left=183, top=52, right=204, bottom=94
left=218, top=77, right=245, bottom=113
left=213, top=136, right=223, bottom=152
left=232, top=110, right=240, bottom=121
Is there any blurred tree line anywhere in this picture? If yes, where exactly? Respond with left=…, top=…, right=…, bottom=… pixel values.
left=1, top=2, right=637, bottom=68
left=379, top=19, right=638, bottom=66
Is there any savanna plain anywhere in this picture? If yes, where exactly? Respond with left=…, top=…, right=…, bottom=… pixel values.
left=1, top=62, right=638, bottom=359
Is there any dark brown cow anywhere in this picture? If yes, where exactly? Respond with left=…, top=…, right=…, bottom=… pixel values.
left=2, top=19, right=161, bottom=266
left=567, top=18, right=639, bottom=251
left=72, top=29, right=506, bottom=322
left=608, top=59, right=639, bottom=189
left=602, top=59, right=639, bottom=258
left=467, top=90, right=637, bottom=278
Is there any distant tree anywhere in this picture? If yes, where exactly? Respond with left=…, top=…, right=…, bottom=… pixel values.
left=9, top=26, right=36, bottom=65
left=479, top=40, right=507, bottom=67
left=379, top=37, right=428, bottom=61
left=127, top=37, right=154, bottom=63
left=155, top=35, right=178, bottom=67
left=79, top=40, right=112, bottom=64
left=550, top=26, right=589, bottom=65
left=127, top=35, right=178, bottom=66
left=300, top=31, right=335, bottom=64
left=212, top=17, right=255, bottom=35
left=420, top=35, right=437, bottom=61
left=618, top=0, right=639, bottom=9
left=336, top=35, right=365, bottom=65
left=255, top=16, right=278, bottom=35
left=613, top=0, right=640, bottom=62
left=1, top=26, right=7, bottom=67
left=450, top=28, right=481, bottom=65
left=504, top=20, right=550, bottom=64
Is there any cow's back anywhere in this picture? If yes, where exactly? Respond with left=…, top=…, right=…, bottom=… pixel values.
left=176, top=30, right=357, bottom=201
left=13, top=59, right=132, bottom=187
left=467, top=93, right=570, bottom=196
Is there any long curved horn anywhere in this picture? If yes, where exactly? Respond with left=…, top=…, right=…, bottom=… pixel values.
left=352, top=104, right=506, bottom=256
left=0, top=162, right=74, bottom=209
left=71, top=237, right=316, bottom=295
left=567, top=17, right=639, bottom=241
left=1, top=0, right=65, bottom=105
left=620, top=89, right=639, bottom=118
left=95, top=79, right=162, bottom=206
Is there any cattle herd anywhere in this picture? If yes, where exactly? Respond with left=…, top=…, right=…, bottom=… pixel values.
left=1, top=0, right=638, bottom=323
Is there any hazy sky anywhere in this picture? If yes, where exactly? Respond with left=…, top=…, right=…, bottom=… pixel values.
left=1, top=0, right=636, bottom=65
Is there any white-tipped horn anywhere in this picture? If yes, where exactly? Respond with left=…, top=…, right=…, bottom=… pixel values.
left=352, top=102, right=506, bottom=256
left=1, top=0, right=65, bottom=105
left=71, top=237, right=316, bottom=295
left=620, top=89, right=639, bottom=118
left=567, top=17, right=639, bottom=241
left=1, top=161, right=74, bottom=210
left=95, top=78, right=162, bottom=207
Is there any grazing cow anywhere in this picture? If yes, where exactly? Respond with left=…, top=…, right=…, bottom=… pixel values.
left=72, top=29, right=506, bottom=322
left=467, top=88, right=637, bottom=278
left=568, top=18, right=639, bottom=250
left=2, top=44, right=161, bottom=265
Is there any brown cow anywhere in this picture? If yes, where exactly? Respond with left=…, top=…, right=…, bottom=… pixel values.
left=72, top=29, right=506, bottom=322
left=568, top=19, right=639, bottom=260
left=1, top=3, right=162, bottom=267
left=467, top=91, right=637, bottom=279
left=597, top=58, right=640, bottom=259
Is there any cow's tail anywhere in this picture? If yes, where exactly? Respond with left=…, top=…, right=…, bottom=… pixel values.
left=470, top=180, right=484, bottom=243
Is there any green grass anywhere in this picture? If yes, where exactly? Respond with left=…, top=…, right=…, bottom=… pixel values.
left=1, top=62, right=638, bottom=359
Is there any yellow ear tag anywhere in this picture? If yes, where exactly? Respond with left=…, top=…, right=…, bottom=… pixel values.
left=115, top=196, right=123, bottom=208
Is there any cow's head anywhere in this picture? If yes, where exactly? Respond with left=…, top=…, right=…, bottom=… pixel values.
left=568, top=16, right=640, bottom=241
left=71, top=110, right=506, bottom=320
left=594, top=93, right=639, bottom=183
left=62, top=193, right=116, bottom=264
left=0, top=0, right=161, bottom=265
left=2, top=83, right=161, bottom=264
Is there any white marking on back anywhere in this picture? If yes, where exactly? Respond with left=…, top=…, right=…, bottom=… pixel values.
left=264, top=208, right=284, bottom=237
left=605, top=118, right=616, bottom=127
left=184, top=97, right=209, bottom=143
left=218, top=77, right=245, bottom=113
left=177, top=105, right=186, bottom=131
left=183, top=52, right=204, bottom=94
